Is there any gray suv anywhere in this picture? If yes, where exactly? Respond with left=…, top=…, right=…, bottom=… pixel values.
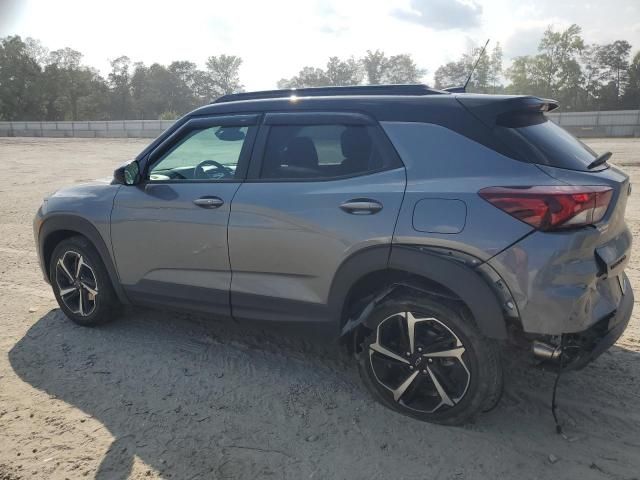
left=34, top=85, right=633, bottom=425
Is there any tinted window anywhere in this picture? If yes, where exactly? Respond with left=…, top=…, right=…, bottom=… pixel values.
left=495, top=115, right=598, bottom=171
left=149, top=125, right=249, bottom=181
left=260, top=124, right=392, bottom=180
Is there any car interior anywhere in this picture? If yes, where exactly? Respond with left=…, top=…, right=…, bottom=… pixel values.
left=261, top=124, right=383, bottom=179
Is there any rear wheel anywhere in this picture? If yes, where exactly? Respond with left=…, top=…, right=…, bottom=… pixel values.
left=357, top=294, right=502, bottom=425
left=50, top=236, right=119, bottom=326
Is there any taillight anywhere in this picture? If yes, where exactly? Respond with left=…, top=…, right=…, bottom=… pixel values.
left=479, top=185, right=613, bottom=231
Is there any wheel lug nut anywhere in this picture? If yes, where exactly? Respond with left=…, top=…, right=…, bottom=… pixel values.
left=409, top=365, right=414, bottom=370
left=417, top=347, right=422, bottom=352
left=406, top=352, right=411, bottom=357
left=422, top=369, right=428, bottom=374
left=428, top=359, right=433, bottom=363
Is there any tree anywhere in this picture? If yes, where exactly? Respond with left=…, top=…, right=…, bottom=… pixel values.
left=278, top=56, right=363, bottom=88
left=325, top=56, right=362, bottom=86
left=597, top=40, right=632, bottom=105
left=361, top=50, right=425, bottom=84
left=434, top=43, right=501, bottom=93
left=488, top=43, right=503, bottom=92
left=278, top=67, right=329, bottom=88
left=108, top=56, right=132, bottom=119
left=0, top=35, right=44, bottom=120
left=537, top=24, right=584, bottom=101
left=580, top=44, right=604, bottom=109
left=48, top=48, right=94, bottom=120
left=622, top=52, right=640, bottom=108
left=504, top=24, right=584, bottom=107
left=434, top=60, right=467, bottom=90
left=24, top=37, right=49, bottom=67
left=382, top=54, right=425, bottom=84
left=205, top=54, right=243, bottom=98
left=362, top=50, right=388, bottom=84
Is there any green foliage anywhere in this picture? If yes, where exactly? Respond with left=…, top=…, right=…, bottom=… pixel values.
left=158, top=110, right=178, bottom=120
left=502, top=24, right=637, bottom=110
left=206, top=54, right=243, bottom=97
left=0, top=36, right=243, bottom=120
left=278, top=51, right=425, bottom=88
left=504, top=26, right=573, bottom=105
left=0, top=36, right=45, bottom=120
left=434, top=43, right=503, bottom=93
left=1, top=27, right=640, bottom=121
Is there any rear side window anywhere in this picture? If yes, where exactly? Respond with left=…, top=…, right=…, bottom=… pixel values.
left=260, top=124, right=396, bottom=180
left=495, top=114, right=598, bottom=171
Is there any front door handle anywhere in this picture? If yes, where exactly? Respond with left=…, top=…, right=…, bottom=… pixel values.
left=193, top=196, right=224, bottom=209
left=340, top=199, right=383, bottom=215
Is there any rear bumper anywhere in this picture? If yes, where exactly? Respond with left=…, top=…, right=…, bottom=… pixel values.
left=564, top=278, right=634, bottom=370
left=488, top=225, right=632, bottom=335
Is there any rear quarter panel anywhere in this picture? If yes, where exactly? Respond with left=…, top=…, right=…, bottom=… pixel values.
left=380, top=122, right=561, bottom=259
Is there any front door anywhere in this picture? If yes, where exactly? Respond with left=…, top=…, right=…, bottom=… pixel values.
left=111, top=115, right=257, bottom=317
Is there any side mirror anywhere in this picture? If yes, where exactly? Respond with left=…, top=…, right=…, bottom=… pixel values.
left=113, top=161, right=141, bottom=185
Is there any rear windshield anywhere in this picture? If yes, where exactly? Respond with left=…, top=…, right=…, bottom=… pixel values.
left=495, top=113, right=599, bottom=171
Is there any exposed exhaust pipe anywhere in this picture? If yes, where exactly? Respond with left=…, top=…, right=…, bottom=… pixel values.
left=532, top=341, right=563, bottom=362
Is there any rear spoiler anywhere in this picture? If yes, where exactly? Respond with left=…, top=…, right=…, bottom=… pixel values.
left=456, top=95, right=559, bottom=128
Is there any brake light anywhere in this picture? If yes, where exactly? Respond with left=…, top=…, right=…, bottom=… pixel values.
left=479, top=185, right=613, bottom=231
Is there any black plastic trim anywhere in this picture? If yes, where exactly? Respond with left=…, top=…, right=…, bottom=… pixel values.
left=214, top=84, right=445, bottom=103
left=328, top=245, right=392, bottom=326
left=329, top=245, right=508, bottom=339
left=264, top=111, right=374, bottom=126
left=124, top=280, right=231, bottom=318
left=231, top=291, right=329, bottom=323
left=38, top=214, right=130, bottom=304
left=388, top=245, right=507, bottom=338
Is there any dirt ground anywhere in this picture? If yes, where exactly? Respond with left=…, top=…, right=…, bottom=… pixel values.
left=0, top=137, right=639, bottom=480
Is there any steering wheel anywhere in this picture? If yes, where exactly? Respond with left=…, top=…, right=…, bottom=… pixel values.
left=194, top=160, right=231, bottom=179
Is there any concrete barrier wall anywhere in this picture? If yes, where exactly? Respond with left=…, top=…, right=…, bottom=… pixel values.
left=1, top=111, right=640, bottom=138
left=0, top=120, right=176, bottom=139
left=548, top=110, right=640, bottom=137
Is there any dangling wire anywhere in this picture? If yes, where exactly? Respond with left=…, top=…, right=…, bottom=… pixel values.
left=551, top=334, right=566, bottom=434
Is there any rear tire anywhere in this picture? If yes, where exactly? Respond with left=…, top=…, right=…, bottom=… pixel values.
left=357, top=294, right=503, bottom=425
left=49, top=236, right=119, bottom=326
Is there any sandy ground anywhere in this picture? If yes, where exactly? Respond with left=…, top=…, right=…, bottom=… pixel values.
left=0, top=137, right=639, bottom=480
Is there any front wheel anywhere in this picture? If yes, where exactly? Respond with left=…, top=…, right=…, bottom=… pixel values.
left=49, top=236, right=119, bottom=326
left=357, top=295, right=502, bottom=425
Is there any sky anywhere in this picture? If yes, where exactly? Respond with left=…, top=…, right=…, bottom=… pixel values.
left=2, top=0, right=640, bottom=90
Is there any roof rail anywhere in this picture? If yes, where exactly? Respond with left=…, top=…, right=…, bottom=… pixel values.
left=213, top=84, right=445, bottom=103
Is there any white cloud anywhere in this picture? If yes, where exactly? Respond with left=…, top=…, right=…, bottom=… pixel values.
left=393, top=0, right=483, bottom=30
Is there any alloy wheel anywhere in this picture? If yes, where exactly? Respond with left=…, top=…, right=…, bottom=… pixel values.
left=55, top=250, right=99, bottom=317
left=369, top=311, right=471, bottom=413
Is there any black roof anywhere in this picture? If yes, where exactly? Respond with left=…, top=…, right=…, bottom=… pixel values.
left=213, top=84, right=446, bottom=104
left=136, top=88, right=555, bottom=165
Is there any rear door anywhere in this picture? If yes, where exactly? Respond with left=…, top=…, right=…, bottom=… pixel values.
left=111, top=114, right=258, bottom=317
left=227, top=112, right=406, bottom=323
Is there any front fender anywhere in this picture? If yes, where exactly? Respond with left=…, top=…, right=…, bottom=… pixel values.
left=37, top=214, right=129, bottom=304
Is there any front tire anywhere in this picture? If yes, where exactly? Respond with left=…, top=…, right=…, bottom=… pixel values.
left=49, top=236, right=119, bottom=326
left=357, top=294, right=502, bottom=425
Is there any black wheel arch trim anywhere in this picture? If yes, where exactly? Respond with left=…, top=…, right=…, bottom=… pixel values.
left=332, top=244, right=509, bottom=339
left=38, top=214, right=130, bottom=304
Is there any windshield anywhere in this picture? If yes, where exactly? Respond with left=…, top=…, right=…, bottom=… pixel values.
left=495, top=114, right=600, bottom=171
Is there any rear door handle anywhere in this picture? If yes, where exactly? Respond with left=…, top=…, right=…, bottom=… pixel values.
left=340, top=199, right=383, bottom=215
left=193, top=196, right=224, bottom=209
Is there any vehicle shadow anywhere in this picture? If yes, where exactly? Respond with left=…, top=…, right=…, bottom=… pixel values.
left=9, top=308, right=640, bottom=479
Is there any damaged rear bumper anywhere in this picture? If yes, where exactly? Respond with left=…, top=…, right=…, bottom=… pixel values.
left=565, top=278, right=634, bottom=370
left=533, top=275, right=634, bottom=370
